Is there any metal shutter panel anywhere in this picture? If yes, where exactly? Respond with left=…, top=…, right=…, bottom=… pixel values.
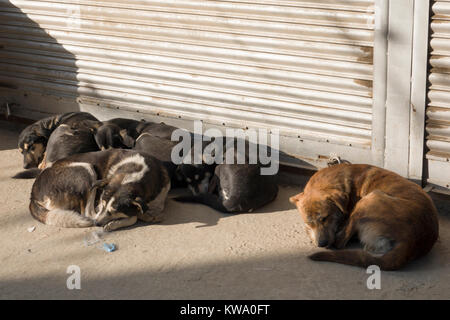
left=428, top=0, right=450, bottom=188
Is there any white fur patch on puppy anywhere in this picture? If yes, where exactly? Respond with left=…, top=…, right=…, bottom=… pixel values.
left=107, top=154, right=149, bottom=185
left=68, top=162, right=97, bottom=179
left=221, top=188, right=230, bottom=200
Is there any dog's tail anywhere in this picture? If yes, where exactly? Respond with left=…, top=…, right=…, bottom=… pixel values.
left=308, top=243, right=411, bottom=271
left=174, top=193, right=229, bottom=213
left=29, top=199, right=94, bottom=228
left=12, top=168, right=41, bottom=179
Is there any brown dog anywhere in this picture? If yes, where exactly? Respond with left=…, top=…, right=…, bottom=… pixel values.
left=289, top=164, right=439, bottom=270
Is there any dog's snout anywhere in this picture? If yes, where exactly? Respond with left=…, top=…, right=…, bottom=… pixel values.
left=94, top=220, right=102, bottom=227
left=317, top=238, right=328, bottom=248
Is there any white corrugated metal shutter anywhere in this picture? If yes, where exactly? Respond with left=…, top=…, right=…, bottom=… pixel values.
left=0, top=0, right=380, bottom=166
left=428, top=0, right=450, bottom=188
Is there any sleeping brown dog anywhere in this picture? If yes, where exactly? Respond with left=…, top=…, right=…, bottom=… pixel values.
left=289, top=164, right=439, bottom=270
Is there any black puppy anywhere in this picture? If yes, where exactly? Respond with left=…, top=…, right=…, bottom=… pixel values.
left=176, top=163, right=278, bottom=213
left=17, top=112, right=98, bottom=169
left=176, top=138, right=248, bottom=194
left=105, top=118, right=144, bottom=142
left=175, top=139, right=278, bottom=213
left=134, top=121, right=179, bottom=140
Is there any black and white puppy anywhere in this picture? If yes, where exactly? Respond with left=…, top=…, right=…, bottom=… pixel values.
left=17, top=112, right=98, bottom=169
left=29, top=149, right=170, bottom=231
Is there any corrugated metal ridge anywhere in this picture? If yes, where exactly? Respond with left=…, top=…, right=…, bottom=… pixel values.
left=428, top=90, right=450, bottom=108
left=0, top=74, right=372, bottom=141
left=426, top=140, right=450, bottom=156
left=431, top=20, right=450, bottom=38
left=0, top=22, right=374, bottom=64
left=5, top=0, right=375, bottom=29
left=0, top=50, right=373, bottom=98
left=0, top=8, right=374, bottom=47
left=203, top=0, right=375, bottom=12
left=430, top=56, right=450, bottom=74
left=0, top=66, right=372, bottom=127
left=0, top=28, right=373, bottom=80
left=8, top=0, right=375, bottom=13
left=430, top=72, right=450, bottom=90
left=427, top=108, right=450, bottom=124
left=432, top=0, right=450, bottom=18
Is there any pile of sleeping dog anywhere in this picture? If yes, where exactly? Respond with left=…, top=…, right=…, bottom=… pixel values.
left=14, top=112, right=439, bottom=270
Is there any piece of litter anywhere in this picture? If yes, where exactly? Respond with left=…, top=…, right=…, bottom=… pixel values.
left=27, top=226, right=36, bottom=232
left=102, top=243, right=116, bottom=252
left=83, top=230, right=104, bottom=246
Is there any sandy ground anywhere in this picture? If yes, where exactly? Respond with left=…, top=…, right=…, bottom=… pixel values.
left=0, top=120, right=449, bottom=300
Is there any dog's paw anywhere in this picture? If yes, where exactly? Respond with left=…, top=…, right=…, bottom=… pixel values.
left=103, top=221, right=115, bottom=232
left=38, top=161, right=46, bottom=170
left=308, top=251, right=329, bottom=261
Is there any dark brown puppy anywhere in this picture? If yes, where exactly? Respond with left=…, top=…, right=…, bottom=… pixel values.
left=43, top=124, right=100, bottom=168
left=289, top=164, right=439, bottom=270
left=17, top=112, right=98, bottom=169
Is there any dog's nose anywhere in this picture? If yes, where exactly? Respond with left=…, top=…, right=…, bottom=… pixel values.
left=318, top=239, right=328, bottom=247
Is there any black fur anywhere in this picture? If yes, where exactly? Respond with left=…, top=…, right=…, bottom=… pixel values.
left=17, top=112, right=98, bottom=169
left=175, top=163, right=278, bottom=213
left=45, top=124, right=100, bottom=166
left=12, top=168, right=41, bottom=179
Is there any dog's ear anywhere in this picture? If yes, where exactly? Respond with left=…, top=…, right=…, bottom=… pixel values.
left=326, top=190, right=349, bottom=215
left=34, top=127, right=52, bottom=140
left=289, top=192, right=304, bottom=204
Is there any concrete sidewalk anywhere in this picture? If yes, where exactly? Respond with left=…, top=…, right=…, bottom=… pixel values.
left=0, top=120, right=449, bottom=299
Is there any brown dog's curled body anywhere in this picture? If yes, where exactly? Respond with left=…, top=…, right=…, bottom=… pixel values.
left=290, top=164, right=439, bottom=270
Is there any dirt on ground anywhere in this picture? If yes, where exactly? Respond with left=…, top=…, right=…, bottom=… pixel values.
left=0, top=120, right=449, bottom=299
